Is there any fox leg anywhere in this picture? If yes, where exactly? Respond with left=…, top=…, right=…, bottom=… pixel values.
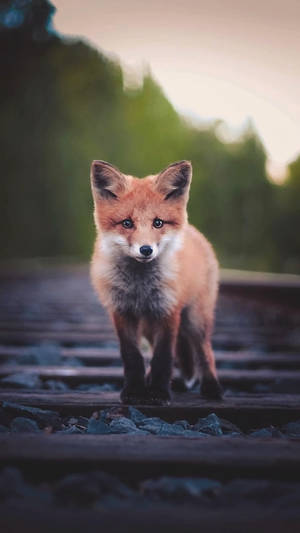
left=197, top=337, right=223, bottom=399
left=112, top=312, right=146, bottom=404
left=176, top=307, right=198, bottom=389
left=146, top=312, right=180, bottom=405
left=176, top=330, right=198, bottom=390
left=181, top=306, right=222, bottom=399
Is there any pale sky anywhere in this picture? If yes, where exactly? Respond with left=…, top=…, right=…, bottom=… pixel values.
left=54, top=0, right=300, bottom=179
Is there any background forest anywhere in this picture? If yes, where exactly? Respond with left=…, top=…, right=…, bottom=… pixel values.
left=0, top=0, right=299, bottom=273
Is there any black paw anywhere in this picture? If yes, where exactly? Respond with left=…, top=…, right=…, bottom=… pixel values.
left=120, top=385, right=148, bottom=405
left=144, top=387, right=171, bottom=406
left=171, top=377, right=188, bottom=392
left=201, top=378, right=223, bottom=400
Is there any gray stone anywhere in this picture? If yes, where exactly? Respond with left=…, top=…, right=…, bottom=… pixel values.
left=249, top=428, right=273, bottom=438
left=174, top=420, right=191, bottom=430
left=140, top=420, right=170, bottom=435
left=76, top=383, right=117, bottom=392
left=0, top=467, right=51, bottom=504
left=218, top=479, right=300, bottom=506
left=2, top=401, right=60, bottom=428
left=0, top=373, right=42, bottom=389
left=109, top=417, right=148, bottom=434
left=87, top=418, right=111, bottom=434
left=10, top=417, right=40, bottom=433
left=270, top=427, right=286, bottom=439
left=58, top=425, right=84, bottom=434
left=248, top=426, right=285, bottom=439
left=157, top=423, right=187, bottom=436
left=63, top=357, right=83, bottom=367
left=219, top=418, right=242, bottom=435
left=62, top=416, right=89, bottom=434
left=21, top=342, right=62, bottom=366
left=140, top=420, right=189, bottom=436
left=99, top=407, right=127, bottom=422
left=223, top=432, right=243, bottom=438
left=77, top=416, right=89, bottom=429
left=139, top=417, right=164, bottom=428
left=67, top=417, right=78, bottom=425
left=181, top=430, right=209, bottom=438
left=138, top=416, right=207, bottom=437
left=161, top=422, right=185, bottom=436
left=45, top=379, right=69, bottom=391
left=282, top=420, right=300, bottom=437
left=141, top=476, right=222, bottom=500
left=128, top=406, right=147, bottom=424
left=194, top=413, right=223, bottom=436
left=54, top=471, right=132, bottom=506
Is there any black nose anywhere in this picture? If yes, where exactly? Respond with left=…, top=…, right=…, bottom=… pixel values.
left=140, top=245, right=153, bottom=257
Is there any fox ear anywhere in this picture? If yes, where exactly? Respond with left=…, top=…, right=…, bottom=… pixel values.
left=155, top=160, right=192, bottom=200
left=90, top=160, right=126, bottom=200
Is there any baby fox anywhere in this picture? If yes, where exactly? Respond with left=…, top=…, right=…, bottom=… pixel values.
left=90, top=159, right=222, bottom=405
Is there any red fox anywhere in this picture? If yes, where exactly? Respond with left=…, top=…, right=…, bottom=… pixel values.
left=90, top=159, right=222, bottom=405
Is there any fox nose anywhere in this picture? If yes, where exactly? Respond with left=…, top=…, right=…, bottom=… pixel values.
left=140, top=245, right=153, bottom=257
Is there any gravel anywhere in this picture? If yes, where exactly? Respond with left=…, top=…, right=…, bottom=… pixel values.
left=194, top=413, right=223, bottom=436
left=18, top=342, right=62, bottom=366
left=44, top=379, right=69, bottom=391
left=87, top=418, right=111, bottom=435
left=76, top=383, right=117, bottom=392
left=109, top=417, right=149, bottom=435
left=0, top=467, right=51, bottom=505
left=57, top=425, right=85, bottom=434
left=1, top=401, right=61, bottom=428
left=10, top=417, right=41, bottom=433
left=141, top=477, right=222, bottom=500
left=54, top=472, right=133, bottom=506
left=127, top=406, right=148, bottom=424
left=1, top=401, right=299, bottom=440
left=0, top=373, right=43, bottom=389
left=282, top=419, right=300, bottom=437
left=249, top=426, right=285, bottom=439
left=0, top=466, right=300, bottom=511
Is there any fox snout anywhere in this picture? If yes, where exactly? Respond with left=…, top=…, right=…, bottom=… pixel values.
left=130, top=241, right=158, bottom=263
left=140, top=245, right=153, bottom=257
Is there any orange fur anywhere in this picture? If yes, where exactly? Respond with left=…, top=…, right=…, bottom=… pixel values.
left=90, top=160, right=222, bottom=404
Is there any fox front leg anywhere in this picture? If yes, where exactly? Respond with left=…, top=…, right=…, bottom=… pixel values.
left=112, top=313, right=147, bottom=404
left=146, top=313, right=180, bottom=405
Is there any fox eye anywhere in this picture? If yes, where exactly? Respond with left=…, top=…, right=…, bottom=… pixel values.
left=122, top=218, right=133, bottom=229
left=153, top=218, right=164, bottom=229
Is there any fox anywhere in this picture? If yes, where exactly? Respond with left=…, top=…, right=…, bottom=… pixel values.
left=90, top=159, right=222, bottom=405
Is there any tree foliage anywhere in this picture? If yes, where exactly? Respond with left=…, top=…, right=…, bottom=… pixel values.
left=0, top=0, right=299, bottom=273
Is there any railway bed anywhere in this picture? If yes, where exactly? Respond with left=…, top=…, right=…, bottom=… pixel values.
left=0, top=265, right=300, bottom=532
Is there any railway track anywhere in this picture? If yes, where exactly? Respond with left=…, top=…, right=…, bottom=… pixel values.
left=0, top=265, right=300, bottom=532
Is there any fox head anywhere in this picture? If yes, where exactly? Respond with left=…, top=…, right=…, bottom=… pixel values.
left=90, top=160, right=192, bottom=263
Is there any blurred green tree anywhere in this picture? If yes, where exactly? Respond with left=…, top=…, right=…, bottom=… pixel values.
left=0, top=0, right=299, bottom=273
left=270, top=156, right=300, bottom=273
